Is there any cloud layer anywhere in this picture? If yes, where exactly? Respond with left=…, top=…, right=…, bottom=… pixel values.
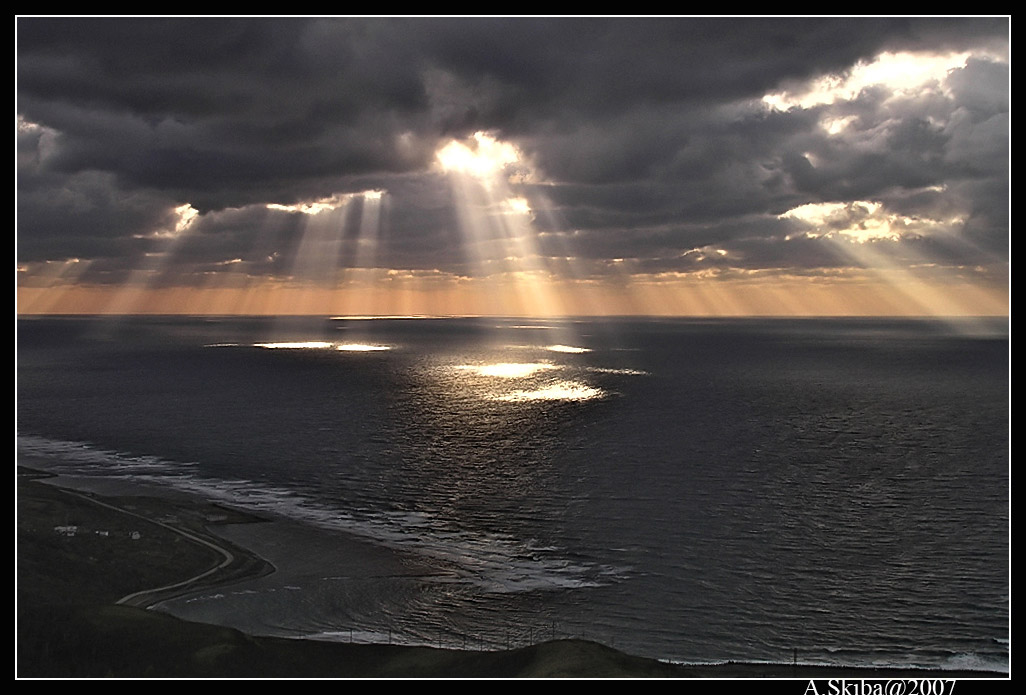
left=17, top=17, right=1009, bottom=315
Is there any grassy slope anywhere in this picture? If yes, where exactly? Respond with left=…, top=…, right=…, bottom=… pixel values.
left=18, top=603, right=691, bottom=678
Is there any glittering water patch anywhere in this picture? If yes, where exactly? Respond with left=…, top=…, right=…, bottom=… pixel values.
left=247, top=341, right=391, bottom=351
left=588, top=367, right=649, bottom=376
left=455, top=363, right=557, bottom=378
left=254, top=341, right=334, bottom=349
left=545, top=345, right=591, bottom=353
left=493, top=381, right=606, bottom=402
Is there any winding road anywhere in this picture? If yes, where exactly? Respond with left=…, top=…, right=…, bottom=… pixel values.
left=56, top=487, right=272, bottom=608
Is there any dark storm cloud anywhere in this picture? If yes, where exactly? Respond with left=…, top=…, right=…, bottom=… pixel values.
left=17, top=167, right=177, bottom=262
left=17, top=16, right=1009, bottom=283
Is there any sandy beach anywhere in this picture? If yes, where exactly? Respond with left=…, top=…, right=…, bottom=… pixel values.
left=16, top=465, right=1009, bottom=679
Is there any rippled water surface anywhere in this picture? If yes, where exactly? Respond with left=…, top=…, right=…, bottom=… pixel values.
left=16, top=316, right=1009, bottom=671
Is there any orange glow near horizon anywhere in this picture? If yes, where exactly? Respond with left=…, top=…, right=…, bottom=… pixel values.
left=16, top=267, right=1008, bottom=318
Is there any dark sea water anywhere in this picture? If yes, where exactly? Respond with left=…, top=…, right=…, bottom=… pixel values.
left=16, top=315, right=1009, bottom=672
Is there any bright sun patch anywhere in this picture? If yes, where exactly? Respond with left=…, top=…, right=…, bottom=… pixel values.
left=763, top=50, right=972, bottom=111
left=173, top=204, right=199, bottom=233
left=267, top=194, right=349, bottom=215
left=501, top=196, right=533, bottom=216
left=778, top=201, right=960, bottom=244
left=435, top=132, right=524, bottom=182
left=266, top=190, right=384, bottom=216
left=781, top=201, right=900, bottom=242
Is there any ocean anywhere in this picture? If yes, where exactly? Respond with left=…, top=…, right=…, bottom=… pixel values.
left=15, top=315, right=1010, bottom=672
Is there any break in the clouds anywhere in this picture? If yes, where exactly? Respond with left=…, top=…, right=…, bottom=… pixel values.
left=16, top=17, right=1009, bottom=316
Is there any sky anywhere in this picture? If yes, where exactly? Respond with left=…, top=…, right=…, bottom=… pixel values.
left=16, top=17, right=1010, bottom=317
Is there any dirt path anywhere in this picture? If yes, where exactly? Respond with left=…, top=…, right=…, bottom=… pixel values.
left=20, top=474, right=275, bottom=608
left=49, top=490, right=243, bottom=607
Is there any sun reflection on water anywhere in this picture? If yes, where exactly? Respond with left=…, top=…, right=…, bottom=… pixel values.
left=336, top=343, right=391, bottom=352
left=545, top=344, right=591, bottom=353
left=255, top=341, right=335, bottom=349
left=253, top=341, right=390, bottom=351
left=448, top=359, right=608, bottom=402
left=456, top=362, right=556, bottom=378
left=494, top=381, right=605, bottom=402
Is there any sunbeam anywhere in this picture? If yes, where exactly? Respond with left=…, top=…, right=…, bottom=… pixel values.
left=16, top=258, right=93, bottom=314
left=101, top=203, right=202, bottom=315
left=776, top=196, right=1007, bottom=324
left=436, top=132, right=572, bottom=319
left=281, top=195, right=351, bottom=312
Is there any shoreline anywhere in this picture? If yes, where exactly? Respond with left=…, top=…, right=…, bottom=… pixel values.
left=16, top=466, right=1009, bottom=678
left=17, top=465, right=275, bottom=608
